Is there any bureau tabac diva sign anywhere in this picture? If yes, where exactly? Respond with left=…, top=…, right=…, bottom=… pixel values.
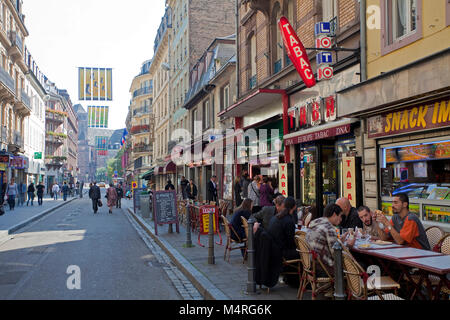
left=278, top=16, right=316, bottom=88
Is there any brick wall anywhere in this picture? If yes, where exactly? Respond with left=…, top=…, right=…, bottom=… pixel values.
left=339, top=0, right=358, bottom=31
left=189, top=0, right=236, bottom=68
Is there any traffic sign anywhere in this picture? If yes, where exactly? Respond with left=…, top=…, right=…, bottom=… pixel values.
left=34, top=152, right=42, bottom=159
left=132, top=181, right=138, bottom=190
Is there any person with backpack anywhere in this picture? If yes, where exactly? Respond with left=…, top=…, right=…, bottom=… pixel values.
left=27, top=182, right=35, bottom=206
left=62, top=182, right=69, bottom=201
left=36, top=182, right=45, bottom=206
left=115, top=183, right=124, bottom=208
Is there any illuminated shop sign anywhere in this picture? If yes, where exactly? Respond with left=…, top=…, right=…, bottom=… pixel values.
left=279, top=16, right=316, bottom=88
left=368, top=98, right=450, bottom=138
left=288, top=95, right=337, bottom=131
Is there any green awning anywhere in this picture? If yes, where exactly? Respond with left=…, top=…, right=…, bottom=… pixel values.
left=140, top=168, right=154, bottom=180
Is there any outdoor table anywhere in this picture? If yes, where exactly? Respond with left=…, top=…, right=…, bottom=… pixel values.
left=398, top=255, right=450, bottom=300
left=351, top=243, right=448, bottom=300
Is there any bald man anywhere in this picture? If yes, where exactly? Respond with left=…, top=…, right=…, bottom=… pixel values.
left=336, top=197, right=363, bottom=229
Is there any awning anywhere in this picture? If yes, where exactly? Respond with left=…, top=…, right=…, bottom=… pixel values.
left=284, top=118, right=359, bottom=146
left=140, top=168, right=154, bottom=180
left=163, top=161, right=176, bottom=174
left=218, top=88, right=285, bottom=118
left=154, top=166, right=163, bottom=176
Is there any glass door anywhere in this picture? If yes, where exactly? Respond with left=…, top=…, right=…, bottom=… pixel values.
left=322, top=144, right=338, bottom=206
left=301, top=146, right=317, bottom=206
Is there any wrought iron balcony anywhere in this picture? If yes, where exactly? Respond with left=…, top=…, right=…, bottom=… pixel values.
left=8, top=31, right=23, bottom=60
left=0, top=67, right=15, bottom=100
left=130, top=125, right=150, bottom=135
left=133, top=86, right=153, bottom=98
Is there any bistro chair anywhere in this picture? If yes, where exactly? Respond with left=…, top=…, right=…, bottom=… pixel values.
left=426, top=226, right=445, bottom=251
left=295, top=236, right=334, bottom=300
left=221, top=215, right=247, bottom=263
left=439, top=234, right=450, bottom=254
left=342, top=252, right=403, bottom=300
left=177, top=200, right=187, bottom=226
left=240, top=216, right=250, bottom=262
left=295, top=230, right=307, bottom=238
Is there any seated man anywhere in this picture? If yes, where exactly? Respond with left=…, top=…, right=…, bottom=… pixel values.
left=336, top=197, right=363, bottom=229
left=251, top=195, right=285, bottom=230
left=357, top=205, right=381, bottom=239
left=375, top=193, right=430, bottom=250
left=306, top=204, right=356, bottom=275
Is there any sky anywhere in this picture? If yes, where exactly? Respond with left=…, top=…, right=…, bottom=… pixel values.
left=23, top=0, right=166, bottom=130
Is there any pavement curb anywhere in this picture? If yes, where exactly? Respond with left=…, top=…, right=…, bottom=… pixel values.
left=127, top=207, right=230, bottom=301
left=2, top=196, right=79, bottom=239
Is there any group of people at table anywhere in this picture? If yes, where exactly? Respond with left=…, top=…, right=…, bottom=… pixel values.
left=229, top=192, right=436, bottom=294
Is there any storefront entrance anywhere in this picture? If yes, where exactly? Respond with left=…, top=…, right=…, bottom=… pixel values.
left=295, top=136, right=357, bottom=215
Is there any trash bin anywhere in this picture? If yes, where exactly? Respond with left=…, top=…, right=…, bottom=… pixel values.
left=140, top=194, right=151, bottom=218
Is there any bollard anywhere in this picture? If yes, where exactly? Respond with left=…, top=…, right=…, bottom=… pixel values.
left=185, top=203, right=193, bottom=247
left=332, top=241, right=346, bottom=300
left=208, top=210, right=215, bottom=264
left=246, top=217, right=256, bottom=294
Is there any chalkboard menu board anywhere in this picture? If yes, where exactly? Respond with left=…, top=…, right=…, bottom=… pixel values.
left=152, top=190, right=179, bottom=235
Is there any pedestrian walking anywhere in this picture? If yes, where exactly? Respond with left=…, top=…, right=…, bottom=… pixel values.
left=80, top=181, right=84, bottom=198
left=89, top=182, right=101, bottom=214
left=18, top=181, right=26, bottom=207
left=180, top=176, right=188, bottom=200
left=52, top=183, right=60, bottom=200
left=36, top=182, right=45, bottom=206
left=207, top=175, right=218, bottom=204
left=234, top=176, right=243, bottom=208
left=62, top=182, right=69, bottom=201
left=6, top=178, right=18, bottom=211
left=27, top=182, right=35, bottom=206
left=186, top=179, right=198, bottom=201
left=106, top=183, right=118, bottom=214
left=0, top=179, right=7, bottom=207
left=115, top=183, right=124, bottom=208
left=240, top=171, right=251, bottom=199
left=248, top=175, right=261, bottom=213
left=259, top=176, right=274, bottom=208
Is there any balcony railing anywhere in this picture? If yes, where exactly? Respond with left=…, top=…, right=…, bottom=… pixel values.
left=0, top=67, right=15, bottom=93
left=133, top=86, right=153, bottom=98
left=46, top=110, right=67, bottom=123
left=130, top=125, right=150, bottom=135
left=20, top=90, right=30, bottom=109
left=133, top=107, right=150, bottom=117
left=12, top=131, right=23, bottom=148
left=9, top=31, right=23, bottom=54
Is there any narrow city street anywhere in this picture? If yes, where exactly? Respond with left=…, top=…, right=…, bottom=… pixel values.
left=0, top=194, right=202, bottom=300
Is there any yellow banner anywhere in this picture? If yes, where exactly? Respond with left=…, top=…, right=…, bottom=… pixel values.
left=92, top=68, right=99, bottom=100
left=85, top=68, right=92, bottom=100
left=279, top=163, right=288, bottom=196
left=99, top=68, right=106, bottom=100
left=342, top=157, right=356, bottom=207
left=78, top=68, right=85, bottom=100
left=106, top=68, right=112, bottom=101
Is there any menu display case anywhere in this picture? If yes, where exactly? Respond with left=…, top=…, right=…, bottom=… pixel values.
left=380, top=139, right=450, bottom=225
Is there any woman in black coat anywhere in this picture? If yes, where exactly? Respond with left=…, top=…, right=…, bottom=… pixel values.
left=234, top=177, right=242, bottom=208
left=230, top=199, right=253, bottom=242
left=186, top=179, right=198, bottom=200
left=267, top=197, right=299, bottom=261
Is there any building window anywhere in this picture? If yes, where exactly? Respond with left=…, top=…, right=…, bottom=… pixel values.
left=202, top=100, right=210, bottom=130
left=220, top=84, right=230, bottom=111
left=381, top=0, right=422, bottom=55
left=271, top=2, right=283, bottom=75
left=248, top=33, right=257, bottom=90
left=322, top=0, right=338, bottom=22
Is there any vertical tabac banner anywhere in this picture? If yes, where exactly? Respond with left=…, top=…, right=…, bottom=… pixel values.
left=92, top=68, right=99, bottom=101
left=342, top=157, right=357, bottom=207
left=85, top=68, right=92, bottom=100
left=279, top=163, right=288, bottom=196
left=106, top=68, right=112, bottom=101
left=78, top=68, right=85, bottom=100
left=99, top=68, right=106, bottom=101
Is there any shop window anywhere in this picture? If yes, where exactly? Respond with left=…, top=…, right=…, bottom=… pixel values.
left=381, top=0, right=422, bottom=55
left=380, top=139, right=450, bottom=224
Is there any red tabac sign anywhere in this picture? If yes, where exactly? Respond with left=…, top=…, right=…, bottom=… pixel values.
left=279, top=16, right=316, bottom=88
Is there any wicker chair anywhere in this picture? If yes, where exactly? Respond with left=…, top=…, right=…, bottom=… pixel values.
left=221, top=215, right=247, bottom=263
left=295, top=236, right=334, bottom=300
left=240, top=216, right=250, bottom=262
left=426, top=226, right=445, bottom=251
left=342, top=252, right=403, bottom=300
left=439, top=234, right=450, bottom=254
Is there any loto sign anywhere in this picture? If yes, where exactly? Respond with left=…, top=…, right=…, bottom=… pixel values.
left=279, top=16, right=316, bottom=88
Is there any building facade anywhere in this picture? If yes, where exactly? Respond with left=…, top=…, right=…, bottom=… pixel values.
left=338, top=0, right=450, bottom=231
left=0, top=0, right=31, bottom=186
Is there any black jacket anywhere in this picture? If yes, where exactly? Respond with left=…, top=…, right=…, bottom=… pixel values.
left=230, top=209, right=251, bottom=241
left=206, top=180, right=217, bottom=201
left=27, top=184, right=35, bottom=193
left=340, top=207, right=363, bottom=229
left=89, top=185, right=101, bottom=200
left=186, top=183, right=197, bottom=199
left=254, top=227, right=283, bottom=288
left=165, top=183, right=175, bottom=191
left=36, top=185, right=45, bottom=195
left=267, top=212, right=297, bottom=257
left=251, top=206, right=276, bottom=230
left=234, top=182, right=242, bottom=206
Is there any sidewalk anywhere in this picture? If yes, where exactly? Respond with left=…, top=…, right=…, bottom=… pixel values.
left=0, top=193, right=80, bottom=241
left=123, top=199, right=301, bottom=300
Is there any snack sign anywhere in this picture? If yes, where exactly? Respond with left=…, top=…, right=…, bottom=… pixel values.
left=279, top=16, right=316, bottom=88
